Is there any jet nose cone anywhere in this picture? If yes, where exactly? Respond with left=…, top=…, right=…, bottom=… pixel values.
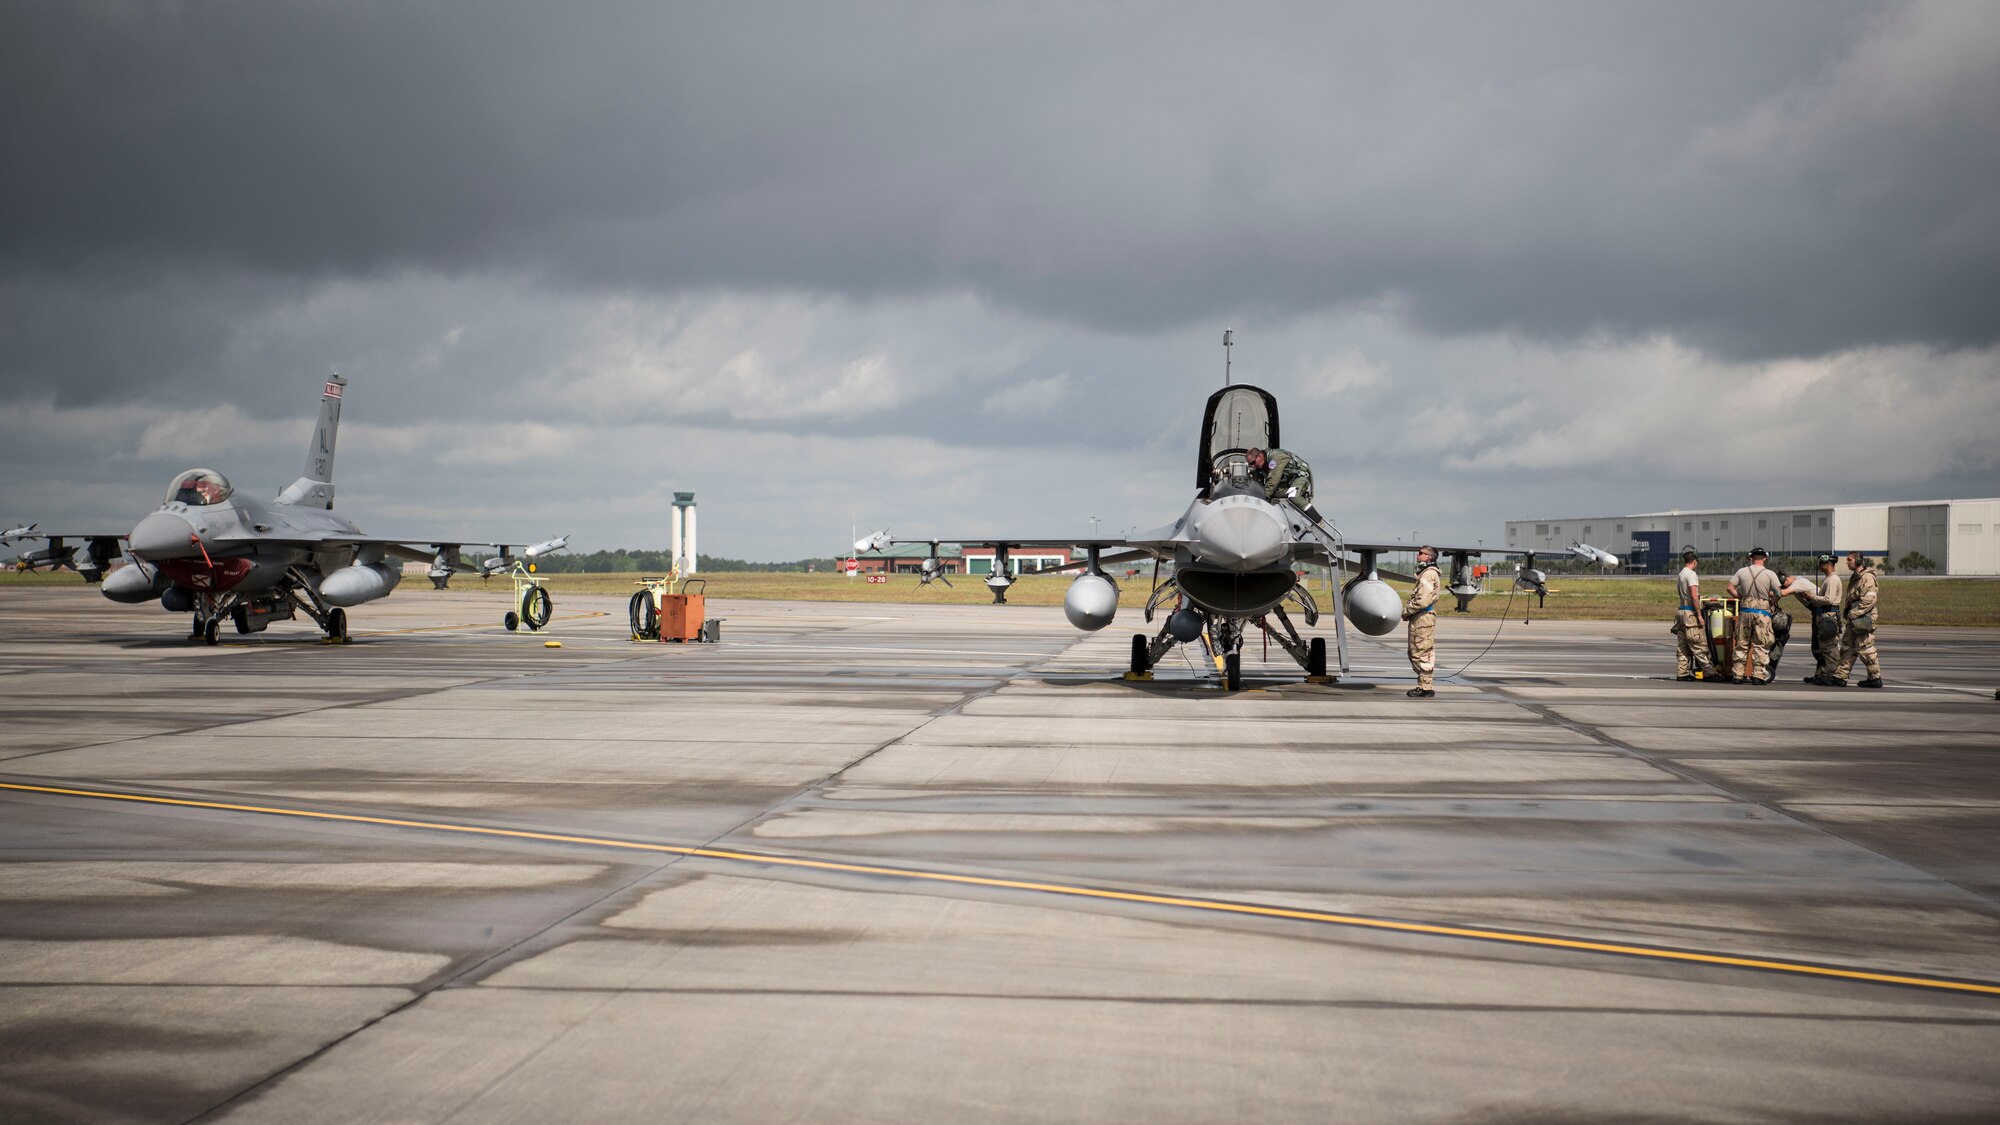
left=1193, top=503, right=1288, bottom=569
left=129, top=512, right=199, bottom=559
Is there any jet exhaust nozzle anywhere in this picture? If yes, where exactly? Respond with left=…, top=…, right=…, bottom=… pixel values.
left=1343, top=577, right=1402, bottom=637
left=1062, top=573, right=1119, bottom=632
left=320, top=561, right=403, bottom=607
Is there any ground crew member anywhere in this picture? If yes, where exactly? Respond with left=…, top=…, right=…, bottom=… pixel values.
left=1402, top=544, right=1441, bottom=698
left=1246, top=447, right=1322, bottom=522
left=1799, top=554, right=1844, bottom=685
left=1672, top=548, right=1714, bottom=681
left=1827, top=551, right=1883, bottom=688
left=1725, top=547, right=1781, bottom=683
left=1768, top=573, right=1797, bottom=679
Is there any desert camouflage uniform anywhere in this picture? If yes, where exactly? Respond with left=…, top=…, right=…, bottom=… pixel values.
left=1728, top=563, right=1781, bottom=681
left=1832, top=564, right=1881, bottom=682
left=1259, top=448, right=1314, bottom=508
left=1673, top=563, right=1714, bottom=678
left=1403, top=563, right=1442, bottom=690
left=1804, top=571, right=1843, bottom=680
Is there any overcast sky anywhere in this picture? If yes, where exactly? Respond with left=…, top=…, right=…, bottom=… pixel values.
left=4, top=1, right=1996, bottom=560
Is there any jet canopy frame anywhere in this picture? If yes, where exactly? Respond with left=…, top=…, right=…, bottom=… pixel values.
left=1197, top=384, right=1279, bottom=491
left=166, top=468, right=234, bottom=507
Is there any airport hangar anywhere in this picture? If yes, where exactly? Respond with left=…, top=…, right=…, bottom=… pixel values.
left=1504, top=497, right=2000, bottom=574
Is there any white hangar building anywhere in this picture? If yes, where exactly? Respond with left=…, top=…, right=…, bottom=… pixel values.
left=1503, top=498, right=2000, bottom=575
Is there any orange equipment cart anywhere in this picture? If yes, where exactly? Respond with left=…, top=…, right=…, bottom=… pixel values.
left=657, top=579, right=705, bottom=642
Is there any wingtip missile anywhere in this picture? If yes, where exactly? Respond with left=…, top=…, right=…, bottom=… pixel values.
left=525, top=535, right=570, bottom=559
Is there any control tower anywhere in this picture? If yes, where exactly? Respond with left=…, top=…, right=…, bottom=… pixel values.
left=669, top=491, right=698, bottom=575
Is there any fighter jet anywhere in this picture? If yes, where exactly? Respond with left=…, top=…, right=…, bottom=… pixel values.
left=881, top=375, right=1529, bottom=690
left=7, top=375, right=561, bottom=644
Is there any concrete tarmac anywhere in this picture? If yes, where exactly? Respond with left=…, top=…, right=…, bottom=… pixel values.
left=2, top=584, right=1997, bottom=1123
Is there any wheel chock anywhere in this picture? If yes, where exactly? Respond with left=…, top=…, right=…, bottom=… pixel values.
left=544, top=640, right=562, bottom=648
left=1305, top=675, right=1337, bottom=684
left=1122, top=671, right=1153, bottom=681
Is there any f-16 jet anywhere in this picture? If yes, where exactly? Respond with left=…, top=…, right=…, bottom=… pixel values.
left=880, top=375, right=1528, bottom=690
left=6, top=375, right=561, bottom=644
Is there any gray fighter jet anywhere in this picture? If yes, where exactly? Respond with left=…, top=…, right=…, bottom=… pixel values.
left=881, top=379, right=1530, bottom=689
left=6, top=375, right=560, bottom=644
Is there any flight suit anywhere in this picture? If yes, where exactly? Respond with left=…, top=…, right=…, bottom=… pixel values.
left=1673, top=563, right=1713, bottom=678
left=1832, top=565, right=1882, bottom=683
left=1259, top=449, right=1314, bottom=508
left=1403, top=563, right=1442, bottom=692
left=1728, top=563, right=1781, bottom=682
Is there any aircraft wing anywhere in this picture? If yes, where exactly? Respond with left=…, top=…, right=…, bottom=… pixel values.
left=301, top=535, right=520, bottom=554
left=1336, top=540, right=1522, bottom=557
left=2, top=530, right=127, bottom=553
left=888, top=536, right=1180, bottom=569
left=888, top=536, right=1162, bottom=550
left=279, top=534, right=566, bottom=574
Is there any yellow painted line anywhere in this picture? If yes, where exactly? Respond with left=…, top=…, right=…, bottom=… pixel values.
left=5, top=778, right=1999, bottom=999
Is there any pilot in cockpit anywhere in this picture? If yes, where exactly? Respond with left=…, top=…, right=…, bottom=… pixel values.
left=1246, top=447, right=1322, bottom=523
left=167, top=469, right=232, bottom=507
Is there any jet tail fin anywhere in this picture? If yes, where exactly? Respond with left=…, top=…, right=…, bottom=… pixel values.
left=277, top=374, right=345, bottom=508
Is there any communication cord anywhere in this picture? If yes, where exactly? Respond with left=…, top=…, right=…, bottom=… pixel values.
left=1443, top=576, right=1523, bottom=679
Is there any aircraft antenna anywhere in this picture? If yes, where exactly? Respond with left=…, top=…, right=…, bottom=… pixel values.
left=1222, top=329, right=1233, bottom=386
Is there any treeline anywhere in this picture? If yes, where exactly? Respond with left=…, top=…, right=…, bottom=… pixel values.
left=519, top=550, right=839, bottom=573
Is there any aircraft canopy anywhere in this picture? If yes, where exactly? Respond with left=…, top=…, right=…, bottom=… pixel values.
left=1197, top=384, right=1279, bottom=488
left=166, top=468, right=233, bottom=506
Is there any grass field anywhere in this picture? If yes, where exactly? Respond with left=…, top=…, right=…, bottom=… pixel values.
left=11, top=568, right=1995, bottom=626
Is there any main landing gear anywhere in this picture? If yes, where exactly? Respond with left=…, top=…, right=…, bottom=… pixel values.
left=1129, top=603, right=1336, bottom=692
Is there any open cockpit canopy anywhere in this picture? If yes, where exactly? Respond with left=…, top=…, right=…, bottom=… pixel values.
left=166, top=468, right=233, bottom=506
left=1197, top=385, right=1279, bottom=491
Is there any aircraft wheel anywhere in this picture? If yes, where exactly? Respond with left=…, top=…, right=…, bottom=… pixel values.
left=1224, top=651, right=1242, bottom=691
left=233, top=605, right=252, bottom=634
left=189, top=617, right=205, bottom=643
left=326, top=607, right=348, bottom=643
left=504, top=611, right=519, bottom=632
left=521, top=586, right=553, bottom=630
left=1129, top=633, right=1150, bottom=675
left=203, top=618, right=220, bottom=646
left=1306, top=637, right=1327, bottom=678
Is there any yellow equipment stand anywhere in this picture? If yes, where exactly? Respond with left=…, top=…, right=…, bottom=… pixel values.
left=504, top=560, right=555, bottom=633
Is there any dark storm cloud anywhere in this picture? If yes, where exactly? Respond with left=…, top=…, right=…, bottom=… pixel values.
left=6, top=0, right=1996, bottom=367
